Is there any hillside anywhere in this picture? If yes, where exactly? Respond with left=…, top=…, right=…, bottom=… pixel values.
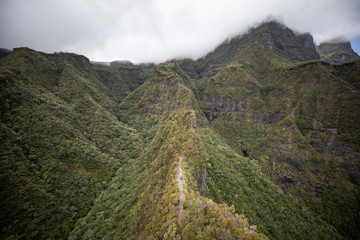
left=1, top=21, right=360, bottom=239
left=0, top=48, right=149, bottom=239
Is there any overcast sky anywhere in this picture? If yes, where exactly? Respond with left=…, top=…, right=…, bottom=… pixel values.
left=1, top=0, right=360, bottom=63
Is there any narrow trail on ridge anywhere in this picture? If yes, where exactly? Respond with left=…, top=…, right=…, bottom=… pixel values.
left=177, top=154, right=185, bottom=240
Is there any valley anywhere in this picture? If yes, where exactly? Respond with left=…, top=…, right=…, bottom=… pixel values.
left=1, top=21, right=359, bottom=239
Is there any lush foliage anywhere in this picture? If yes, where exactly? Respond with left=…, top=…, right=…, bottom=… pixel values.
left=0, top=48, right=145, bottom=239
left=1, top=21, right=360, bottom=240
left=70, top=63, right=266, bottom=239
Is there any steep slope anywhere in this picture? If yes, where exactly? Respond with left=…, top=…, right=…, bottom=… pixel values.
left=318, top=41, right=359, bottom=64
left=1, top=20, right=360, bottom=240
left=334, top=58, right=360, bottom=90
left=91, top=61, right=154, bottom=103
left=192, top=21, right=320, bottom=80
left=187, top=22, right=360, bottom=240
left=70, top=63, right=342, bottom=240
left=0, top=48, right=144, bottom=239
left=295, top=32, right=320, bottom=59
left=69, top=63, right=268, bottom=239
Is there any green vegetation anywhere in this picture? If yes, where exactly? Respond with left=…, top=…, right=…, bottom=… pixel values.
left=200, top=128, right=340, bottom=239
left=192, top=22, right=360, bottom=239
left=0, top=48, right=145, bottom=239
left=1, top=21, right=360, bottom=240
left=70, top=63, right=267, bottom=240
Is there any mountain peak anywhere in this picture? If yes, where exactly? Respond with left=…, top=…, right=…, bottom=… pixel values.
left=247, top=21, right=320, bottom=61
left=1, top=17, right=360, bottom=240
left=318, top=40, right=359, bottom=64
left=193, top=20, right=320, bottom=78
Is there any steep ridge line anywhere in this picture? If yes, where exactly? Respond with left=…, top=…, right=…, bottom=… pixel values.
left=177, top=154, right=185, bottom=240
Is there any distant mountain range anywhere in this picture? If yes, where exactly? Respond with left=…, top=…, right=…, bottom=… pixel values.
left=1, top=21, right=359, bottom=240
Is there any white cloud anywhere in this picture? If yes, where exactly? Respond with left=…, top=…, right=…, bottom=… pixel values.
left=1, top=0, right=359, bottom=63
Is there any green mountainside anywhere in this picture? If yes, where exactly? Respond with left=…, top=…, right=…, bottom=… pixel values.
left=1, top=21, right=359, bottom=239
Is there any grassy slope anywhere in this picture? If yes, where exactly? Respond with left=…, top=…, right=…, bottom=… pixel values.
left=334, top=59, right=360, bottom=91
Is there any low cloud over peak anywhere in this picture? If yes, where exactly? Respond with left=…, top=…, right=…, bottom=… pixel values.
left=1, top=0, right=359, bottom=63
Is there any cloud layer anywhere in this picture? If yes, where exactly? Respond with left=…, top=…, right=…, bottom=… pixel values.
left=1, top=0, right=360, bottom=63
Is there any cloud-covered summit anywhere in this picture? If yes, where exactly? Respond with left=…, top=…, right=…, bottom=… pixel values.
left=1, top=0, right=359, bottom=63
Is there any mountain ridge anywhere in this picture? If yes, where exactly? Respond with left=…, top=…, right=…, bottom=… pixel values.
left=1, top=20, right=359, bottom=240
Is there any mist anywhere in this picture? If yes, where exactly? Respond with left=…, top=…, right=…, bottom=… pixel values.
left=1, top=0, right=359, bottom=63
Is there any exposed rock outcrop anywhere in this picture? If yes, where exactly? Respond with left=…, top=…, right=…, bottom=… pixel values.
left=295, top=33, right=320, bottom=59
left=249, top=21, right=320, bottom=61
left=318, top=41, right=359, bottom=64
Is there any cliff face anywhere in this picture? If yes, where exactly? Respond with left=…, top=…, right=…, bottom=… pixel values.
left=295, top=32, right=320, bottom=59
left=193, top=21, right=322, bottom=79
left=1, top=21, right=360, bottom=240
left=178, top=21, right=360, bottom=239
left=318, top=41, right=359, bottom=64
